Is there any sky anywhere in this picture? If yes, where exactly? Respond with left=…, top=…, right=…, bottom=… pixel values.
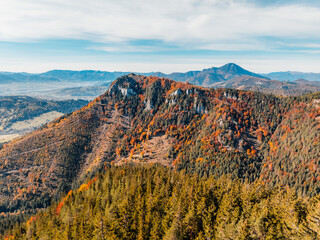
left=1, top=0, right=320, bottom=73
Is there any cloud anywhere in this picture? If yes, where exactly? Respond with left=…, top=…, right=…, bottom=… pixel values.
left=1, top=0, right=320, bottom=52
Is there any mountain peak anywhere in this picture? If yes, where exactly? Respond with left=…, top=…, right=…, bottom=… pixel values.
left=108, top=74, right=141, bottom=97
left=219, top=63, right=252, bottom=75
left=215, top=63, right=269, bottom=81
left=219, top=63, right=244, bottom=71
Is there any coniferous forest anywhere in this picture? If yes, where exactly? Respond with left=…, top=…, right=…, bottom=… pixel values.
left=5, top=165, right=320, bottom=240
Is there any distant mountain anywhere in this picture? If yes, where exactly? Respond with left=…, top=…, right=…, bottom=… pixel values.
left=36, top=85, right=110, bottom=100
left=210, top=75, right=320, bottom=96
left=152, top=64, right=320, bottom=95
left=0, top=73, right=16, bottom=83
left=2, top=64, right=320, bottom=99
left=40, top=70, right=132, bottom=82
left=0, top=72, right=60, bottom=83
left=262, top=71, right=320, bottom=82
left=154, top=63, right=269, bottom=86
left=293, top=78, right=320, bottom=86
left=0, top=63, right=270, bottom=86
left=0, top=70, right=137, bottom=100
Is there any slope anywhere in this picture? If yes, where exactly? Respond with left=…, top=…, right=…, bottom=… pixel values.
left=7, top=165, right=320, bottom=240
left=0, top=95, right=129, bottom=214
left=0, top=74, right=319, bottom=220
left=211, top=76, right=320, bottom=96
left=156, top=63, right=269, bottom=86
left=0, top=96, right=88, bottom=142
left=263, top=71, right=320, bottom=82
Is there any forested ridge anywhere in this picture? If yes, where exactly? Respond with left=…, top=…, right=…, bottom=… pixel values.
left=0, top=74, right=319, bottom=238
left=5, top=165, right=320, bottom=240
left=0, top=96, right=88, bottom=131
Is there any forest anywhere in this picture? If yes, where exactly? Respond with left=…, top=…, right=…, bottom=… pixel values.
left=4, top=165, right=320, bottom=240
left=0, top=74, right=319, bottom=239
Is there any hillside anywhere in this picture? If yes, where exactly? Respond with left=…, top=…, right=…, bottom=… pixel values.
left=157, top=63, right=269, bottom=85
left=0, top=75, right=319, bottom=235
left=0, top=96, right=88, bottom=143
left=294, top=79, right=320, bottom=86
left=36, top=85, right=110, bottom=100
left=210, top=76, right=320, bottom=96
left=263, top=71, right=320, bottom=82
left=0, top=72, right=59, bottom=84
left=6, top=165, right=320, bottom=240
left=39, top=70, right=132, bottom=82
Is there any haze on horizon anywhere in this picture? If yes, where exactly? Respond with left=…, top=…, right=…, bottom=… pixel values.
left=1, top=0, right=320, bottom=74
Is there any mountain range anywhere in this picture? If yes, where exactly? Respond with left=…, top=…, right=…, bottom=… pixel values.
left=2, top=63, right=320, bottom=99
left=262, top=71, right=320, bottom=82
left=151, top=63, right=269, bottom=83
left=4, top=63, right=320, bottom=84
left=0, top=72, right=60, bottom=84
left=152, top=64, right=320, bottom=95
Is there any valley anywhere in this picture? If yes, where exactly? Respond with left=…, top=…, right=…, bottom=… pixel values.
left=0, top=96, right=88, bottom=144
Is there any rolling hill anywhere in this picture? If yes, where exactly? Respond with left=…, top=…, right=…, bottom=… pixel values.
left=262, top=71, right=320, bottom=82
left=0, top=72, right=60, bottom=84
left=39, top=70, right=132, bottom=82
left=208, top=75, right=320, bottom=96
left=0, top=96, right=88, bottom=143
left=35, top=85, right=110, bottom=100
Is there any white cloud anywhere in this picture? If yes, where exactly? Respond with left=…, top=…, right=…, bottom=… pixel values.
left=87, top=44, right=174, bottom=53
left=1, top=0, right=320, bottom=51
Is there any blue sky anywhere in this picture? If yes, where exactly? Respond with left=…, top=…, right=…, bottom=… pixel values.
left=1, top=0, right=320, bottom=73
